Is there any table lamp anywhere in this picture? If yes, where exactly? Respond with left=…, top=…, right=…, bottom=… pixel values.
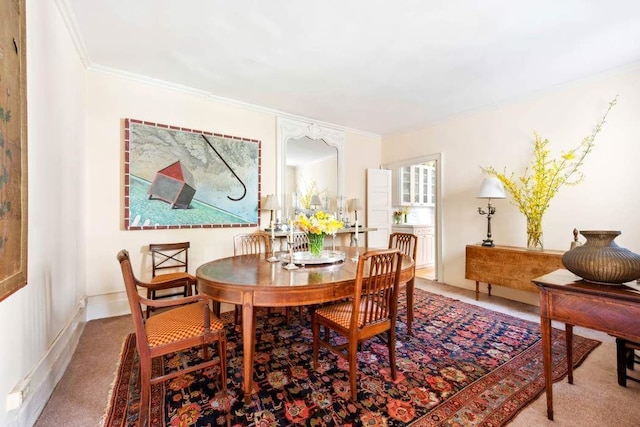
left=350, top=198, right=363, bottom=222
left=263, top=194, right=280, bottom=226
left=310, top=194, right=322, bottom=210
left=477, top=178, right=506, bottom=247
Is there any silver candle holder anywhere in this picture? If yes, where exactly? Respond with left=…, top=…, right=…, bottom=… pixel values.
left=283, top=234, right=299, bottom=270
left=267, top=235, right=279, bottom=262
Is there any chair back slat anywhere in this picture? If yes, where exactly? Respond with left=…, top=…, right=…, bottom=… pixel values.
left=388, top=232, right=418, bottom=262
left=353, top=248, right=402, bottom=328
left=149, top=242, right=191, bottom=277
left=291, top=232, right=309, bottom=252
left=234, top=232, right=270, bottom=256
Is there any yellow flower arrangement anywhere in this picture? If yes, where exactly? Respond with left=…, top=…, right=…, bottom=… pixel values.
left=294, top=210, right=344, bottom=235
left=482, top=97, right=617, bottom=249
left=294, top=210, right=344, bottom=256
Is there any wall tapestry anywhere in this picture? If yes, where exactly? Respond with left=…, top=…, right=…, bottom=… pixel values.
left=0, top=0, right=28, bottom=302
left=123, top=119, right=261, bottom=230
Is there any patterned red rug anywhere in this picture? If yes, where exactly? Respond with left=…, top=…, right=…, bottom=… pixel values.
left=103, top=288, right=599, bottom=426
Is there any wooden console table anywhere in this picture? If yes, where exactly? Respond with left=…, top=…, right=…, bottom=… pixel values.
left=465, top=244, right=564, bottom=297
left=533, top=269, right=640, bottom=420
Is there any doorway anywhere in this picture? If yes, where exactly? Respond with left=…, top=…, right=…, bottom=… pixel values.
left=383, top=153, right=443, bottom=282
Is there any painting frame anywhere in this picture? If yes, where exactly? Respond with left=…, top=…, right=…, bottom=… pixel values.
left=123, top=119, right=261, bottom=230
left=0, top=0, right=28, bottom=302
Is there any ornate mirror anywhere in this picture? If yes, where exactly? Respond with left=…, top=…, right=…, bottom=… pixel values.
left=276, top=117, right=345, bottom=217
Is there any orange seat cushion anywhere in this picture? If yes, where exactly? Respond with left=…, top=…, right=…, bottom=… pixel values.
left=315, top=300, right=382, bottom=329
left=149, top=273, right=196, bottom=291
left=145, top=303, right=224, bottom=348
left=150, top=272, right=196, bottom=284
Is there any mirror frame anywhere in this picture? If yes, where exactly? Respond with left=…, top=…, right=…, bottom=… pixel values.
left=276, top=117, right=345, bottom=214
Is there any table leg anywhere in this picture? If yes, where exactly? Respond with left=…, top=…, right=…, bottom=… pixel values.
left=475, top=281, right=479, bottom=299
left=406, top=277, right=415, bottom=336
left=566, top=323, right=574, bottom=384
left=211, top=300, right=221, bottom=317
left=541, top=313, right=554, bottom=420
left=241, top=295, right=256, bottom=405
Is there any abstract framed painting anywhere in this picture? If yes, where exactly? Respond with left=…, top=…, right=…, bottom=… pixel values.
left=123, top=119, right=261, bottom=230
left=0, top=0, right=28, bottom=302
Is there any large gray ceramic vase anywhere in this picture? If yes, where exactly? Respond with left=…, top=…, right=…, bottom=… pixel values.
left=562, top=230, right=640, bottom=285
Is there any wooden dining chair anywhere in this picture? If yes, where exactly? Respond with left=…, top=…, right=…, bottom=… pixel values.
left=389, top=232, right=418, bottom=335
left=289, top=231, right=310, bottom=252
left=233, top=232, right=272, bottom=324
left=312, top=248, right=403, bottom=401
left=117, top=250, right=227, bottom=427
left=233, top=232, right=271, bottom=257
left=146, top=242, right=198, bottom=317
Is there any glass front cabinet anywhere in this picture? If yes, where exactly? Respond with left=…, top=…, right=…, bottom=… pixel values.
left=396, top=164, right=435, bottom=206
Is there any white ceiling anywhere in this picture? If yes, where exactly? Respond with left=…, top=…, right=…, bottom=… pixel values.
left=63, top=0, right=640, bottom=135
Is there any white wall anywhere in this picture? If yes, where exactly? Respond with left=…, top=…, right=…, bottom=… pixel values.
left=0, top=1, right=88, bottom=425
left=382, top=68, right=640, bottom=304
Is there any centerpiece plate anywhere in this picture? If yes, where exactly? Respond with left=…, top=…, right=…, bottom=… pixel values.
left=281, top=250, right=346, bottom=266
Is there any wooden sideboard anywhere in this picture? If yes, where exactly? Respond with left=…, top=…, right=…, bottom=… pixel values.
left=465, top=244, right=565, bottom=297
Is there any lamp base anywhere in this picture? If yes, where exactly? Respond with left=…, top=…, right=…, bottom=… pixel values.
left=481, top=239, right=495, bottom=247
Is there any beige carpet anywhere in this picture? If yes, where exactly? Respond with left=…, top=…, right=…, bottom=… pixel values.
left=35, top=279, right=640, bottom=426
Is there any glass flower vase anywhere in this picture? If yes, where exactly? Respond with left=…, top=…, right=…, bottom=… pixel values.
left=308, top=232, right=325, bottom=257
left=527, top=218, right=543, bottom=250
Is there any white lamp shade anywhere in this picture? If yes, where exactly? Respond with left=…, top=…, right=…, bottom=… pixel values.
left=263, top=194, right=281, bottom=210
left=349, top=198, right=363, bottom=211
left=477, top=178, right=506, bottom=199
left=310, top=195, right=322, bottom=207
left=328, top=197, right=337, bottom=210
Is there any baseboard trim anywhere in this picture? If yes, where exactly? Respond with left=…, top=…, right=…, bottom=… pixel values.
left=85, top=291, right=235, bottom=321
left=86, top=291, right=131, bottom=320
left=6, top=302, right=86, bottom=427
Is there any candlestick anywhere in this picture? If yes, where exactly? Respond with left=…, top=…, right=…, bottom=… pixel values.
left=267, top=220, right=278, bottom=262
left=284, top=221, right=299, bottom=270
left=351, top=219, right=360, bottom=262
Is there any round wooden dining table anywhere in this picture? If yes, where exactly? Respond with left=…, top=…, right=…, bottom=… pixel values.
left=196, top=246, right=415, bottom=405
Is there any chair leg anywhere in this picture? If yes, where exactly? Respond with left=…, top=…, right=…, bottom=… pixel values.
left=146, top=289, right=153, bottom=319
left=627, top=346, right=635, bottom=370
left=139, top=357, right=152, bottom=426
left=406, top=278, right=415, bottom=336
left=202, top=343, right=210, bottom=360
left=349, top=339, right=359, bottom=401
left=388, top=328, right=397, bottom=380
left=218, top=339, right=227, bottom=391
left=234, top=305, right=241, bottom=325
left=312, top=318, right=320, bottom=369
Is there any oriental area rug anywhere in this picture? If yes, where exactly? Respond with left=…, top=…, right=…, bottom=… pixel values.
left=103, top=288, right=600, bottom=427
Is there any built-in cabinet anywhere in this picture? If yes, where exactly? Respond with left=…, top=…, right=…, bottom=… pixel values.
left=392, top=224, right=434, bottom=268
left=393, top=165, right=435, bottom=206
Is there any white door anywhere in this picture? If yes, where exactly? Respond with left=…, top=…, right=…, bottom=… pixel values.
left=366, top=168, right=392, bottom=248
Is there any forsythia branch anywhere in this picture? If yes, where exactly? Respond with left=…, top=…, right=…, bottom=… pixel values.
left=481, top=96, right=617, bottom=223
